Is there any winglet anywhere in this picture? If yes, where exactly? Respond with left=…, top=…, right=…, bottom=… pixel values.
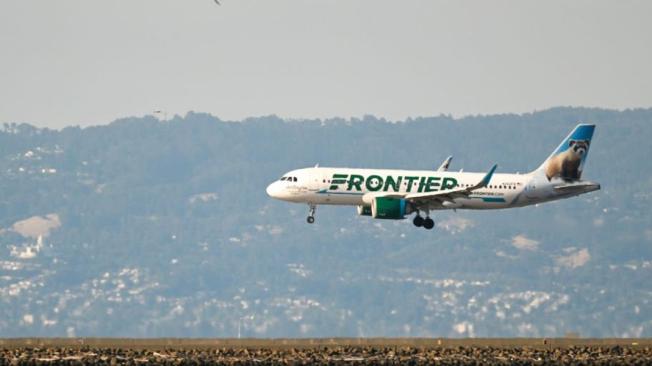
left=471, top=164, right=497, bottom=190
left=436, top=156, right=453, bottom=172
left=480, top=164, right=497, bottom=187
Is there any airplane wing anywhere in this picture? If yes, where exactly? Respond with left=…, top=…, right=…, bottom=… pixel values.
left=436, top=156, right=453, bottom=172
left=405, top=164, right=497, bottom=207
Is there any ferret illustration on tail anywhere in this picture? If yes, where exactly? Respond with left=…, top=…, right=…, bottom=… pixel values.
left=545, top=139, right=590, bottom=181
left=535, top=124, right=595, bottom=182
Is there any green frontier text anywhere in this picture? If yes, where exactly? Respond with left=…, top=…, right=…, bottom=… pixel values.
left=329, top=174, right=457, bottom=193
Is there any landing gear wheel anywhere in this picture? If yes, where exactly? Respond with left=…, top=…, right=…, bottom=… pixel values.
left=413, top=215, right=424, bottom=227
left=423, top=217, right=435, bottom=230
left=306, top=204, right=316, bottom=224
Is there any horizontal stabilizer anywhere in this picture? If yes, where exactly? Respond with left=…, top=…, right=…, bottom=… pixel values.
left=553, top=181, right=600, bottom=195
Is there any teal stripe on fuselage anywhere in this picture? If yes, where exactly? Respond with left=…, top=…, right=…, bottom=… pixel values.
left=468, top=195, right=506, bottom=203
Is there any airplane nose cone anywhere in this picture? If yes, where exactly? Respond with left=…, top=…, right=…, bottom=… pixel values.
left=266, top=182, right=279, bottom=198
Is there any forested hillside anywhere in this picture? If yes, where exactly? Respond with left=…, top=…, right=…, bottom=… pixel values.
left=1, top=107, right=651, bottom=337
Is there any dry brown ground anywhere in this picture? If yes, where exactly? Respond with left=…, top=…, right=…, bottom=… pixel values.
left=1, top=338, right=651, bottom=365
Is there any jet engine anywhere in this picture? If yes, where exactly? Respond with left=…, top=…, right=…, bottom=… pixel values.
left=370, top=196, right=410, bottom=219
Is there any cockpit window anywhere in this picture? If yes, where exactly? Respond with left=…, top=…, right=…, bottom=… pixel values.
left=293, top=177, right=298, bottom=182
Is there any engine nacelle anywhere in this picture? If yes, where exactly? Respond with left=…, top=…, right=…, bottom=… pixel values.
left=356, top=205, right=372, bottom=216
left=371, top=196, right=409, bottom=219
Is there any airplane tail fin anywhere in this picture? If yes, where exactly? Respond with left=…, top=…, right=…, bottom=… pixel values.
left=535, top=124, right=595, bottom=181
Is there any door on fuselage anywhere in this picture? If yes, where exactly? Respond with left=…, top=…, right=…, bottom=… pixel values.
left=524, top=181, right=537, bottom=199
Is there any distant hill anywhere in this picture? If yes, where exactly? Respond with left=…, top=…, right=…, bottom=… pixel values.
left=1, top=107, right=651, bottom=337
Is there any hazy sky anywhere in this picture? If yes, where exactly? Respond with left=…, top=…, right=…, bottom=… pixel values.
left=1, top=0, right=651, bottom=128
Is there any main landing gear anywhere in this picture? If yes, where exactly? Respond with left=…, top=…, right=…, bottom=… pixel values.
left=306, top=204, right=316, bottom=224
left=413, top=212, right=434, bottom=230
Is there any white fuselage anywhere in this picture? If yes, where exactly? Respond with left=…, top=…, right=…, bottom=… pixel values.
left=266, top=167, right=599, bottom=211
left=266, top=124, right=600, bottom=227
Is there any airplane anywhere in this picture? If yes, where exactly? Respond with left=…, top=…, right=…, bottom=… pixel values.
left=266, top=124, right=600, bottom=229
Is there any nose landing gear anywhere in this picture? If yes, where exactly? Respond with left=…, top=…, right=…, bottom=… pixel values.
left=306, top=204, right=316, bottom=224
